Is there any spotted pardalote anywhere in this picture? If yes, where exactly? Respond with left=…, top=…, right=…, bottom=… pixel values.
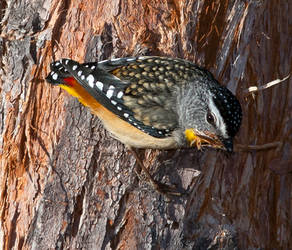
left=46, top=56, right=242, bottom=152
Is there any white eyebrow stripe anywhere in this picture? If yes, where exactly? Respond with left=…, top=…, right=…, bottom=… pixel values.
left=208, top=97, right=227, bottom=137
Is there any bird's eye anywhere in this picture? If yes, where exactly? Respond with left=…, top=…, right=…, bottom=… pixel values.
left=206, top=111, right=216, bottom=125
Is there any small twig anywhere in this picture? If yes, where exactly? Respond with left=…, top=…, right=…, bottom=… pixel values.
left=244, top=74, right=290, bottom=95
left=234, top=141, right=282, bottom=152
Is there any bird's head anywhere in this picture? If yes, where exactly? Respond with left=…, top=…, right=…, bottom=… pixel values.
left=175, top=78, right=242, bottom=152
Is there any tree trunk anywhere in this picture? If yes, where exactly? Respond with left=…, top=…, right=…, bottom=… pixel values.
left=0, top=0, right=291, bottom=249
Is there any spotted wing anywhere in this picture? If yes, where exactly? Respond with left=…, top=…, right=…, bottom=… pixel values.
left=98, top=56, right=212, bottom=133
left=46, top=59, right=132, bottom=120
left=46, top=58, right=176, bottom=138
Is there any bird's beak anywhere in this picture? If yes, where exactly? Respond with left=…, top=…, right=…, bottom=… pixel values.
left=184, top=129, right=233, bottom=152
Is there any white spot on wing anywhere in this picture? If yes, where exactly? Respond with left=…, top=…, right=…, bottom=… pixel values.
left=55, top=62, right=60, bottom=66
left=77, top=71, right=82, bottom=76
left=81, top=75, right=85, bottom=80
left=106, top=85, right=115, bottom=99
left=111, top=100, right=117, bottom=105
left=72, top=65, right=78, bottom=70
left=91, top=65, right=96, bottom=70
left=86, top=74, right=95, bottom=88
left=117, top=106, right=122, bottom=111
left=96, top=81, right=103, bottom=90
left=52, top=73, right=58, bottom=80
left=124, top=113, right=129, bottom=118
left=117, top=91, right=123, bottom=98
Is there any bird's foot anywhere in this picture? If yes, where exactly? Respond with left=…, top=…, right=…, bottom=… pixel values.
left=129, top=148, right=185, bottom=199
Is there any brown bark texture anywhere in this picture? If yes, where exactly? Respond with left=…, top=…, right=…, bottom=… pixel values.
left=0, top=0, right=291, bottom=249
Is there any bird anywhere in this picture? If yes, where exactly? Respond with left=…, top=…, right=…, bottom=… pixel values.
left=46, top=56, right=242, bottom=194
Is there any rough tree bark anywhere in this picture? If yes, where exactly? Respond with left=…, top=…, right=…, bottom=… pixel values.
left=0, top=0, right=291, bottom=249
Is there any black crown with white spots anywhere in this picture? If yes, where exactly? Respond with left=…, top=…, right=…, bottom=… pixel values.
left=211, top=85, right=242, bottom=138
